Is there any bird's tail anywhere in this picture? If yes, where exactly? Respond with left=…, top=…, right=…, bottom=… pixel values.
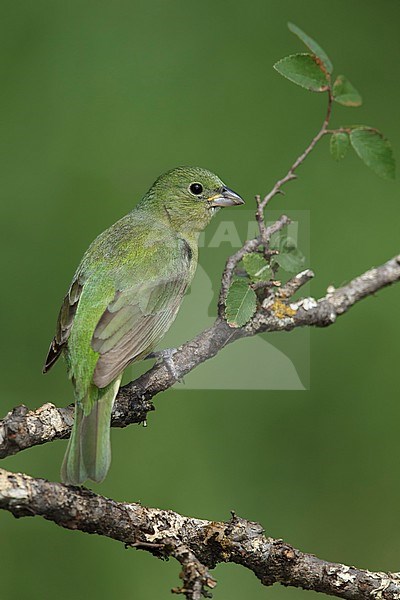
left=61, top=377, right=121, bottom=485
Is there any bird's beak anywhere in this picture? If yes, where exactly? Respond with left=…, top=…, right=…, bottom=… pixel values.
left=208, top=187, right=245, bottom=207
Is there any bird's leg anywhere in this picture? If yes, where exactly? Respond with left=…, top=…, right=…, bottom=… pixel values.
left=145, top=348, right=184, bottom=383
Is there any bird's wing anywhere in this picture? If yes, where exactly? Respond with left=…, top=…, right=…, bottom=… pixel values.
left=43, top=277, right=83, bottom=373
left=91, top=257, right=191, bottom=389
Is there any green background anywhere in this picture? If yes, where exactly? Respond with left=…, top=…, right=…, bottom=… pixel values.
left=2, top=1, right=400, bottom=598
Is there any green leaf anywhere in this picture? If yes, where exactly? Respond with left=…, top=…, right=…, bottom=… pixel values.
left=350, top=128, right=395, bottom=180
left=274, top=252, right=305, bottom=273
left=269, top=232, right=282, bottom=251
left=333, top=75, right=362, bottom=107
left=273, top=237, right=306, bottom=273
left=288, top=22, right=333, bottom=74
left=270, top=231, right=291, bottom=252
left=281, top=237, right=297, bottom=251
left=330, top=132, right=350, bottom=161
left=243, top=253, right=272, bottom=281
left=225, top=280, right=257, bottom=328
left=273, top=53, right=329, bottom=92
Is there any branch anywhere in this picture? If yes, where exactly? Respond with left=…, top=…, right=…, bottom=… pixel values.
left=1, top=254, right=399, bottom=459
left=1, top=467, right=399, bottom=600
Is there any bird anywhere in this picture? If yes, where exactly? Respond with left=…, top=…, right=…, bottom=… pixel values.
left=43, top=166, right=244, bottom=485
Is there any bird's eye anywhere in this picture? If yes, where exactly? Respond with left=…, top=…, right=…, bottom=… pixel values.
left=189, top=182, right=203, bottom=196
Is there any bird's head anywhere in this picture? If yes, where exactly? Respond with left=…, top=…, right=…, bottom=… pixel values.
left=141, top=166, right=245, bottom=234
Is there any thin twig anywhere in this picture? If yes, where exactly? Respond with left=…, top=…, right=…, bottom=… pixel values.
left=278, top=269, right=315, bottom=298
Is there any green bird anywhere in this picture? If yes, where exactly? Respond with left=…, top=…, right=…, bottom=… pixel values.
left=43, top=166, right=244, bottom=485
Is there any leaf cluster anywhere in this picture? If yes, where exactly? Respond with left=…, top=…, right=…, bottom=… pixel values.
left=225, top=235, right=305, bottom=327
left=274, top=23, right=395, bottom=180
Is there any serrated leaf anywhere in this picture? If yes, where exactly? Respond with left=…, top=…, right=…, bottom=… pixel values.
left=270, top=231, right=291, bottom=252
left=274, top=53, right=329, bottom=92
left=269, top=231, right=282, bottom=251
left=243, top=253, right=273, bottom=281
left=330, top=132, right=350, bottom=161
left=225, top=280, right=257, bottom=328
left=273, top=237, right=306, bottom=273
left=333, top=75, right=362, bottom=107
left=274, top=252, right=305, bottom=273
left=288, top=22, right=333, bottom=74
left=350, top=128, right=395, bottom=180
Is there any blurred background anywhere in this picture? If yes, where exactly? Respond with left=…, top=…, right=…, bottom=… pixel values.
left=1, top=1, right=400, bottom=598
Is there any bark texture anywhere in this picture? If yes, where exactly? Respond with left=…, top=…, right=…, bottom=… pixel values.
left=1, top=468, right=400, bottom=600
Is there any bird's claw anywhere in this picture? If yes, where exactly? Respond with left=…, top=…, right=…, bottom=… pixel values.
left=145, top=348, right=184, bottom=383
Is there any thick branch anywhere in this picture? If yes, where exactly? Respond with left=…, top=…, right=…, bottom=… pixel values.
left=1, top=254, right=399, bottom=459
left=1, top=467, right=399, bottom=600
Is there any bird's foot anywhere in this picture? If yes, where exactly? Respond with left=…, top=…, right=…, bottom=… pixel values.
left=145, top=348, right=184, bottom=383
